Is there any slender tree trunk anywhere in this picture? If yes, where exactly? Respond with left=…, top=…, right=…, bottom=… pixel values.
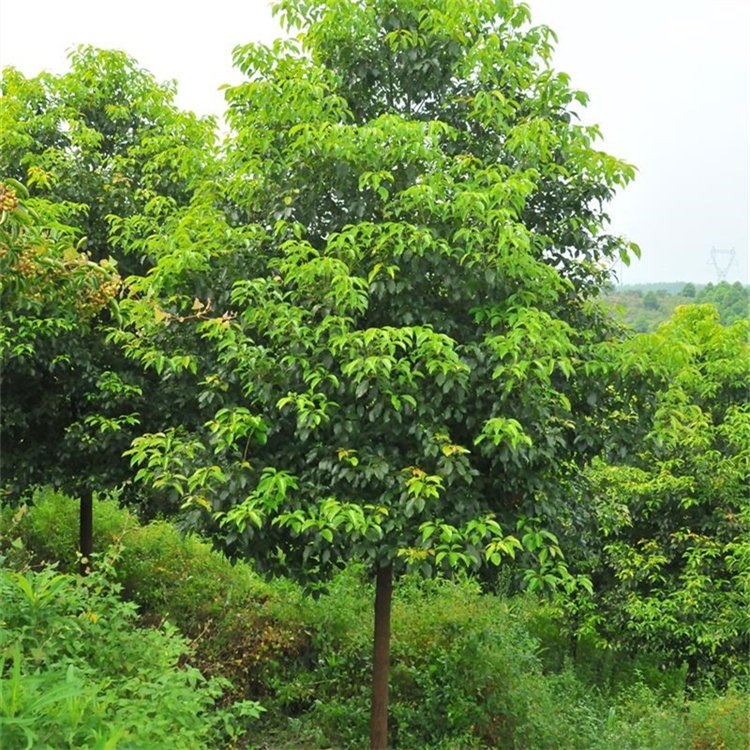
left=79, top=491, right=93, bottom=575
left=370, top=563, right=393, bottom=750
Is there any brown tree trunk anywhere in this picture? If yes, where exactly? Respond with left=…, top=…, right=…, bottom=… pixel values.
left=370, top=563, right=393, bottom=750
left=79, top=491, right=93, bottom=575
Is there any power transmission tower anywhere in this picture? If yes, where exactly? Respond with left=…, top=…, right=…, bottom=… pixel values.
left=710, top=247, right=735, bottom=282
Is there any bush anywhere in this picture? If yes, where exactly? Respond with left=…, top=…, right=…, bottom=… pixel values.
left=0, top=560, right=262, bottom=749
left=12, top=485, right=137, bottom=567
left=259, top=568, right=589, bottom=749
left=8, top=489, right=747, bottom=749
left=686, top=690, right=750, bottom=750
left=115, top=519, right=309, bottom=693
left=4, top=487, right=309, bottom=697
left=253, top=567, right=750, bottom=750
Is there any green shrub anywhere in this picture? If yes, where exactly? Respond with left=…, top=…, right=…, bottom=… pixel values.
left=574, top=683, right=687, bottom=750
left=0, top=560, right=263, bottom=749
left=686, top=690, right=750, bottom=750
left=512, top=595, right=688, bottom=697
left=6, top=487, right=309, bottom=697
left=574, top=684, right=748, bottom=750
left=252, top=568, right=749, bottom=750
left=13, top=485, right=137, bottom=568
left=260, top=568, right=592, bottom=749
left=115, top=519, right=309, bottom=693
left=9, top=490, right=747, bottom=749
left=117, top=519, right=266, bottom=622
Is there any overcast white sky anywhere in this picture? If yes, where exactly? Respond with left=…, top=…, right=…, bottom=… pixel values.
left=1, top=0, right=747, bottom=284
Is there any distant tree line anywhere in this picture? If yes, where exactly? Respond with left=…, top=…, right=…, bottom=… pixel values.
left=604, top=281, right=748, bottom=331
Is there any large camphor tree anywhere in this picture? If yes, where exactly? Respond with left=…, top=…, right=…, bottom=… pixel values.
left=118, top=1, right=638, bottom=746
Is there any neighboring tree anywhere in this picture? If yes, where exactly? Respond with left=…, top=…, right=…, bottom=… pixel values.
left=566, top=305, right=750, bottom=684
left=0, top=177, right=122, bottom=561
left=696, top=281, right=748, bottom=325
left=119, top=1, right=636, bottom=746
left=681, top=282, right=696, bottom=298
left=0, top=49, right=216, bottom=502
left=0, top=47, right=215, bottom=273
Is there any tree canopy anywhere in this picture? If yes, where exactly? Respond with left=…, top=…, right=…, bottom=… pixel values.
left=122, top=0, right=638, bottom=565
left=112, top=2, right=638, bottom=744
left=0, top=48, right=214, bottom=497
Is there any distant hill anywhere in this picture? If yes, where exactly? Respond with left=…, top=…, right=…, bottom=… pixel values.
left=614, top=282, right=702, bottom=295
left=603, top=281, right=749, bottom=332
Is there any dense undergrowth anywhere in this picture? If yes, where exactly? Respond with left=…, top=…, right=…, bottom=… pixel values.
left=0, top=496, right=264, bottom=748
left=1, top=488, right=747, bottom=750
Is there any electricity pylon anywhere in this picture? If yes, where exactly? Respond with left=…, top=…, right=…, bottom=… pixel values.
left=710, top=247, right=735, bottom=282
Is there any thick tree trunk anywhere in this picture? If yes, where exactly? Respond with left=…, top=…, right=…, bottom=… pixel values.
left=370, top=563, right=393, bottom=750
left=79, top=491, right=93, bottom=575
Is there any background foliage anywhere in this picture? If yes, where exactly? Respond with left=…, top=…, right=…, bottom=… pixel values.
left=604, top=281, right=748, bottom=332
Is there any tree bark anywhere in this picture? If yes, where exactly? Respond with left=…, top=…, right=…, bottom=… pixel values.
left=79, top=491, right=93, bottom=575
left=370, top=563, right=393, bottom=750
